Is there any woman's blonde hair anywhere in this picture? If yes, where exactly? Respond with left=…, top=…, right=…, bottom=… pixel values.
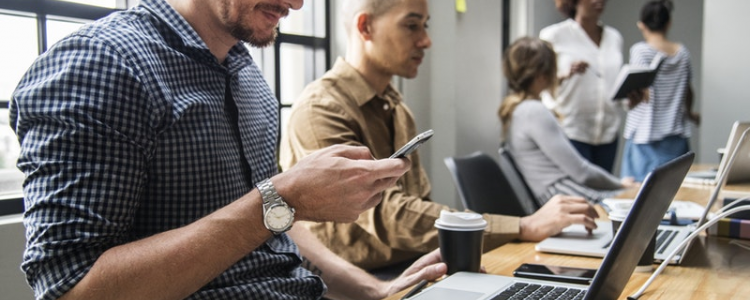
left=498, top=37, right=558, bottom=138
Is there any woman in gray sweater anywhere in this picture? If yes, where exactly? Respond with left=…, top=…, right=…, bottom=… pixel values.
left=498, top=37, right=635, bottom=205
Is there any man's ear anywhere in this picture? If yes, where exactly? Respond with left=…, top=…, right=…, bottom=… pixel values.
left=355, top=12, right=373, bottom=41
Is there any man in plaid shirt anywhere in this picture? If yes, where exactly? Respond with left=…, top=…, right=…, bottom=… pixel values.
left=10, top=0, right=446, bottom=299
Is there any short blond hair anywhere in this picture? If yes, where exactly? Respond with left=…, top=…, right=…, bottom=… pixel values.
left=341, top=0, right=403, bottom=34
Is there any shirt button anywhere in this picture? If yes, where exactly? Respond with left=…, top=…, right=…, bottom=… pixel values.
left=383, top=103, right=389, bottom=110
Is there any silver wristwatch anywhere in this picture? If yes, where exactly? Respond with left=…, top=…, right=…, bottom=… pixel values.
left=257, top=178, right=295, bottom=234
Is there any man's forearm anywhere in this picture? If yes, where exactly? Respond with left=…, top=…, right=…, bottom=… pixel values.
left=59, top=191, right=271, bottom=300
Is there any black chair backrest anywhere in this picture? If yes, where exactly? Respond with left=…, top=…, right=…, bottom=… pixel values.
left=443, top=151, right=538, bottom=217
left=497, top=147, right=539, bottom=214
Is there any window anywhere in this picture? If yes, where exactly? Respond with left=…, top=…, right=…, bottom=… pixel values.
left=0, top=12, right=36, bottom=200
left=0, top=0, right=126, bottom=214
left=275, top=0, right=331, bottom=147
left=243, top=1, right=330, bottom=149
left=0, top=0, right=330, bottom=215
left=57, top=0, right=118, bottom=9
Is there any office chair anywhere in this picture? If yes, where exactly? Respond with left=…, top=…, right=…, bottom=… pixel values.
left=497, top=147, right=540, bottom=214
left=443, top=151, right=538, bottom=217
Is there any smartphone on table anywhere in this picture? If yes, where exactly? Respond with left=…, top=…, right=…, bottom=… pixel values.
left=512, top=263, right=596, bottom=285
left=389, top=129, right=434, bottom=159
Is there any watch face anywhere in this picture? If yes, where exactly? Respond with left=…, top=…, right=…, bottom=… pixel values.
left=266, top=205, right=293, bottom=231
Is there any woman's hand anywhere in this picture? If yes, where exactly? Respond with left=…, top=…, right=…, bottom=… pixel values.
left=621, top=176, right=639, bottom=189
left=626, top=88, right=648, bottom=109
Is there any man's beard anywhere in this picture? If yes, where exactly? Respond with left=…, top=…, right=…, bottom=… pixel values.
left=230, top=25, right=278, bottom=48
left=225, top=2, right=287, bottom=47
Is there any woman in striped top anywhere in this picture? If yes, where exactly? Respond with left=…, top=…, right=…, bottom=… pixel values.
left=621, top=0, right=701, bottom=182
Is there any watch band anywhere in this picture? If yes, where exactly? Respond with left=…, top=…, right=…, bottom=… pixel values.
left=257, top=178, right=282, bottom=206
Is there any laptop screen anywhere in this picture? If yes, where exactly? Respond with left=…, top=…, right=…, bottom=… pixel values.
left=716, top=121, right=750, bottom=184
left=585, top=152, right=694, bottom=299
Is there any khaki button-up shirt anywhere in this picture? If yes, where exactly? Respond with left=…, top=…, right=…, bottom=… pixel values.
left=279, top=58, right=521, bottom=270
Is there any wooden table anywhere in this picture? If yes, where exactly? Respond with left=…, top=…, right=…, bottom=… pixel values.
left=384, top=179, right=750, bottom=300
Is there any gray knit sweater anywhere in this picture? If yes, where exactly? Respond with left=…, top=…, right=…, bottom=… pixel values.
left=506, top=100, right=622, bottom=198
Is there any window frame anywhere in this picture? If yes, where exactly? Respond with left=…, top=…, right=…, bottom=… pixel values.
left=0, top=0, right=125, bottom=112
left=0, top=0, right=127, bottom=215
left=273, top=1, right=332, bottom=146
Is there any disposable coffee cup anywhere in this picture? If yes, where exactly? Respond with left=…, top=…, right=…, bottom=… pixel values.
left=435, top=210, right=487, bottom=274
left=609, top=209, right=654, bottom=272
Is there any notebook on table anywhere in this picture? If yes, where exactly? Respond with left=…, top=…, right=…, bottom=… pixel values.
left=537, top=127, right=750, bottom=264
left=407, top=152, right=694, bottom=300
left=685, top=121, right=750, bottom=185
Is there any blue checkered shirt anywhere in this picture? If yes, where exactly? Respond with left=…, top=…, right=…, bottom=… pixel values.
left=9, top=0, right=324, bottom=299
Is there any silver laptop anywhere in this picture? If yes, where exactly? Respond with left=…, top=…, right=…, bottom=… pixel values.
left=537, top=127, right=750, bottom=264
left=535, top=220, right=692, bottom=264
left=408, top=153, right=694, bottom=300
left=685, top=121, right=750, bottom=185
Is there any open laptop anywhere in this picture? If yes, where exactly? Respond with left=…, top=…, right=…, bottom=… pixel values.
left=537, top=127, right=750, bottom=264
left=408, top=152, right=694, bottom=300
left=685, top=121, right=750, bottom=185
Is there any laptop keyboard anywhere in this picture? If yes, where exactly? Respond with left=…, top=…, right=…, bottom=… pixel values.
left=601, top=228, right=679, bottom=255
left=655, top=228, right=678, bottom=254
left=491, top=282, right=585, bottom=300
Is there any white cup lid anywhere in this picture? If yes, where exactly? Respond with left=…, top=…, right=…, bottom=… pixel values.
left=609, top=201, right=633, bottom=211
left=435, top=211, right=487, bottom=231
left=608, top=209, right=629, bottom=221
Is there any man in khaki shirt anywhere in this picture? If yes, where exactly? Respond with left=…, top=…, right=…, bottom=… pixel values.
left=280, top=0, right=599, bottom=272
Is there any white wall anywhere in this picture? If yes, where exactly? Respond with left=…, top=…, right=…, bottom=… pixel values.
left=700, top=0, right=750, bottom=163
left=0, top=215, right=33, bottom=299
left=403, top=0, right=505, bottom=208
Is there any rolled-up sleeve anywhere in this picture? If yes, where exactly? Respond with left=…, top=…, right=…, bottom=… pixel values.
left=11, top=36, right=152, bottom=299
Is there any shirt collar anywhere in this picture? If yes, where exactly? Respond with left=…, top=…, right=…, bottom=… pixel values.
left=565, top=18, right=606, bottom=33
left=329, top=57, right=402, bottom=108
left=139, top=0, right=252, bottom=73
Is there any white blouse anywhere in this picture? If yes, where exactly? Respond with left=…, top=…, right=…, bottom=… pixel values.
left=540, top=19, right=624, bottom=145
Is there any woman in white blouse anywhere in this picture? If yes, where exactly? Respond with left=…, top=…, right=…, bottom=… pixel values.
left=539, top=0, right=623, bottom=173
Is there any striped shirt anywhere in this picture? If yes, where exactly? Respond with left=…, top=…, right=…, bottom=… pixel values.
left=9, top=0, right=324, bottom=299
left=624, top=41, right=692, bottom=144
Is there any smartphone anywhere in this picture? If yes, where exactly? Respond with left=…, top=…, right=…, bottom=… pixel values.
left=389, top=129, right=434, bottom=159
left=512, top=263, right=596, bottom=285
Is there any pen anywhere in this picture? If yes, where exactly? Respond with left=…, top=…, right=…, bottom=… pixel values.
left=400, top=279, right=429, bottom=300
